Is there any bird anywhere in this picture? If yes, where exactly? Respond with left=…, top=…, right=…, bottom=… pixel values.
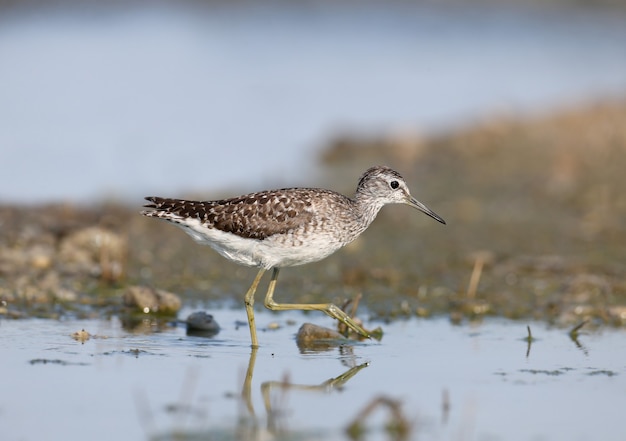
left=141, top=165, right=445, bottom=347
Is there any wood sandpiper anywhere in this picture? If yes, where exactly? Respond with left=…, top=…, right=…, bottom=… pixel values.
left=142, top=165, right=445, bottom=347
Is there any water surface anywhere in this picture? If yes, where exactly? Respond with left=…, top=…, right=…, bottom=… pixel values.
left=2, top=309, right=624, bottom=440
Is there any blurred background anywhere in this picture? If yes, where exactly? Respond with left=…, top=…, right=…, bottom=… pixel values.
left=2, top=5, right=626, bottom=440
left=1, top=0, right=625, bottom=203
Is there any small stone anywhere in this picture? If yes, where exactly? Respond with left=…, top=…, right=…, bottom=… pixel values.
left=71, top=329, right=90, bottom=343
left=296, top=323, right=347, bottom=347
left=186, top=311, right=220, bottom=334
left=30, top=252, right=52, bottom=270
left=59, top=226, right=127, bottom=282
left=607, top=306, right=626, bottom=324
left=123, top=285, right=181, bottom=315
left=415, top=307, right=430, bottom=317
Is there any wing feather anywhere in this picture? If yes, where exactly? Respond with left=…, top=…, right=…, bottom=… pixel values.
left=142, top=189, right=323, bottom=240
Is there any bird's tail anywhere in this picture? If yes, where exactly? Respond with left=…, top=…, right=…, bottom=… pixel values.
left=141, top=197, right=185, bottom=218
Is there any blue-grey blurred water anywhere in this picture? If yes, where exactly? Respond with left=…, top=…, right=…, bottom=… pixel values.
left=1, top=2, right=625, bottom=202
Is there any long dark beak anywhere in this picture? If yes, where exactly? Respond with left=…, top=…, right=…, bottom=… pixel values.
left=407, top=197, right=446, bottom=225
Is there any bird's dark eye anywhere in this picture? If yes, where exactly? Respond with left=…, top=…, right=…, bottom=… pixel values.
left=390, top=180, right=399, bottom=189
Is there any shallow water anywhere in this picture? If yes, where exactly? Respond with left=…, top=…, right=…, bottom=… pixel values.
left=1, top=309, right=624, bottom=441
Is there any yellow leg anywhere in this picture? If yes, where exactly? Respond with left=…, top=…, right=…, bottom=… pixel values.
left=263, top=267, right=371, bottom=339
left=244, top=268, right=266, bottom=348
left=242, top=347, right=258, bottom=417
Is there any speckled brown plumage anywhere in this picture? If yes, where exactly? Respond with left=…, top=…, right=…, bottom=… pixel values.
left=143, top=189, right=335, bottom=241
left=141, top=165, right=445, bottom=270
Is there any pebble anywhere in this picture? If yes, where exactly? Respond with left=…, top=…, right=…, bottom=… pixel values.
left=185, top=311, right=220, bottom=337
left=296, top=323, right=347, bottom=348
left=123, top=285, right=181, bottom=315
left=59, top=226, right=126, bottom=282
left=71, top=329, right=91, bottom=343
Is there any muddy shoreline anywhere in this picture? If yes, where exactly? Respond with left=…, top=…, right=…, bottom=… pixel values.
left=1, top=99, right=625, bottom=328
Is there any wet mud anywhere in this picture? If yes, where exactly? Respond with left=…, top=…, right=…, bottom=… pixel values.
left=1, top=99, right=625, bottom=329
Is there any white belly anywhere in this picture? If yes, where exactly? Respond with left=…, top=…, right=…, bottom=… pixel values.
left=175, top=218, right=346, bottom=270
